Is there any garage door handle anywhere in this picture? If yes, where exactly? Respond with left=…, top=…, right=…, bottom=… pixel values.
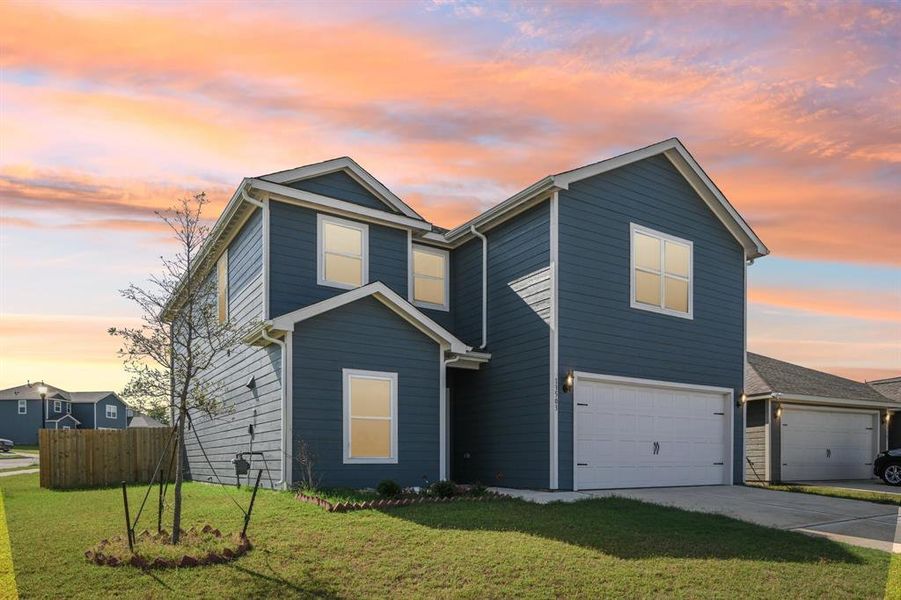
left=653, top=441, right=660, bottom=455
left=826, top=448, right=831, bottom=458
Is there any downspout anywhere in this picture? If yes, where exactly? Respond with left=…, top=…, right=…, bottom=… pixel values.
left=260, top=329, right=288, bottom=489
left=469, top=225, right=488, bottom=350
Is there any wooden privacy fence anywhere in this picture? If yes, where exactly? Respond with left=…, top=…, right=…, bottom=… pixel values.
left=40, top=427, right=176, bottom=490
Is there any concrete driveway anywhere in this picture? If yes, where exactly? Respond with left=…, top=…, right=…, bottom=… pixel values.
left=496, top=485, right=901, bottom=553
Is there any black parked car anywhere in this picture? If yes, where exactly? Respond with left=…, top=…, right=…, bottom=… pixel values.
left=0, top=438, right=13, bottom=453
left=874, top=449, right=901, bottom=486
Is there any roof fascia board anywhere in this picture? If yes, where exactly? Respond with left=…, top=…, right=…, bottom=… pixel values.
left=250, top=179, right=431, bottom=232
left=444, top=177, right=557, bottom=242
left=261, top=157, right=423, bottom=220
left=269, top=282, right=469, bottom=354
left=758, top=392, right=899, bottom=409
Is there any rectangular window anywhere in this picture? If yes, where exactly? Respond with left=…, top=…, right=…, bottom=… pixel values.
left=318, top=214, right=368, bottom=289
left=217, top=249, right=229, bottom=324
left=343, top=369, right=397, bottom=464
left=18, top=400, right=26, bottom=415
left=54, top=400, right=61, bottom=413
left=62, top=425, right=71, bottom=430
left=630, top=223, right=693, bottom=318
left=66, top=403, right=71, bottom=414
left=411, top=244, right=449, bottom=311
left=106, top=405, right=118, bottom=420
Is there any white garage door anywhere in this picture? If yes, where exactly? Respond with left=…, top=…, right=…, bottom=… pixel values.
left=781, top=407, right=877, bottom=481
left=574, top=374, right=731, bottom=490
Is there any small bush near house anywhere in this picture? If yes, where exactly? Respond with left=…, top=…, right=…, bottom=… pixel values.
left=428, top=480, right=457, bottom=498
left=376, top=480, right=402, bottom=498
left=469, top=482, right=488, bottom=497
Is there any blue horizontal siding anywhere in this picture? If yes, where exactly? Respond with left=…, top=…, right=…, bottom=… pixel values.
left=557, top=154, right=746, bottom=489
left=293, top=296, right=440, bottom=488
left=452, top=202, right=550, bottom=489
left=286, top=170, right=396, bottom=213
left=269, top=201, right=408, bottom=317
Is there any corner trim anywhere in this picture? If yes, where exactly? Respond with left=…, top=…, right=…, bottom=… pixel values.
left=549, top=191, right=559, bottom=490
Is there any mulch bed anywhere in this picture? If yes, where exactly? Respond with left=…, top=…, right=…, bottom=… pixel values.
left=296, top=491, right=507, bottom=512
left=85, top=525, right=251, bottom=569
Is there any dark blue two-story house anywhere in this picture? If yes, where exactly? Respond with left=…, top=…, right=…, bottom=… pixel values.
left=0, top=382, right=129, bottom=445
left=179, top=138, right=769, bottom=491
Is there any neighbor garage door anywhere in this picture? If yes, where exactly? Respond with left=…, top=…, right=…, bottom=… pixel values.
left=781, top=406, right=877, bottom=481
left=574, top=374, right=731, bottom=490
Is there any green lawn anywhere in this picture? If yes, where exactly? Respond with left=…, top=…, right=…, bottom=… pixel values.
left=752, top=483, right=901, bottom=507
left=1, top=473, right=898, bottom=599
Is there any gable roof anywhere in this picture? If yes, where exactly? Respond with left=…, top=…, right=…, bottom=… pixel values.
left=0, top=382, right=70, bottom=401
left=269, top=281, right=470, bottom=354
left=47, top=414, right=81, bottom=425
left=129, top=414, right=168, bottom=428
left=69, top=391, right=120, bottom=404
left=869, top=376, right=901, bottom=403
left=259, top=157, right=424, bottom=220
left=746, top=353, right=890, bottom=403
left=445, top=138, right=769, bottom=259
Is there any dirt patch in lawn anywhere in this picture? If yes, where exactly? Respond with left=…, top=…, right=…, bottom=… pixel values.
left=86, top=525, right=251, bottom=569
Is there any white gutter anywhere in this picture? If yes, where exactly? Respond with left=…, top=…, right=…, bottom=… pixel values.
left=260, top=329, right=288, bottom=488
left=240, top=190, right=269, bottom=321
left=469, top=225, right=488, bottom=350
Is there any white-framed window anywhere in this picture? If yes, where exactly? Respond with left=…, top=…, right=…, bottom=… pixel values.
left=66, top=403, right=71, bottom=414
left=17, top=400, right=26, bottom=415
left=630, top=223, right=693, bottom=319
left=53, top=400, right=61, bottom=413
left=343, top=369, right=398, bottom=464
left=217, top=249, right=229, bottom=324
left=62, top=425, right=71, bottom=430
left=317, top=214, right=368, bottom=290
left=410, top=244, right=449, bottom=311
left=106, top=404, right=118, bottom=420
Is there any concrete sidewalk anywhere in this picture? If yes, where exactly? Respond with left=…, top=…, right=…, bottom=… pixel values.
left=494, top=485, right=901, bottom=553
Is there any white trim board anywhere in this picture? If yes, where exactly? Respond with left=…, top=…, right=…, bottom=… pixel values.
left=259, top=156, right=424, bottom=220
left=548, top=191, right=559, bottom=490
left=747, top=393, right=900, bottom=410
left=269, top=281, right=470, bottom=355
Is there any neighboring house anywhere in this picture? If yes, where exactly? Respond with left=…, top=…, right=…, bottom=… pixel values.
left=173, top=137, right=770, bottom=491
left=128, top=413, right=168, bottom=428
left=744, top=353, right=896, bottom=483
left=0, top=382, right=128, bottom=445
left=869, top=376, right=901, bottom=448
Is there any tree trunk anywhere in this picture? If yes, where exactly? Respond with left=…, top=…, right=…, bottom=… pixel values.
left=171, top=403, right=187, bottom=544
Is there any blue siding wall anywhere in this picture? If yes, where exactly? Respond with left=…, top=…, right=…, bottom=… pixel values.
left=93, top=395, right=128, bottom=429
left=293, top=296, right=441, bottom=488
left=286, top=171, right=397, bottom=213
left=269, top=200, right=408, bottom=317
left=452, top=203, right=551, bottom=489
left=72, top=403, right=94, bottom=428
left=450, top=238, right=482, bottom=347
left=557, top=154, right=746, bottom=489
left=184, top=209, right=285, bottom=489
left=0, top=399, right=43, bottom=444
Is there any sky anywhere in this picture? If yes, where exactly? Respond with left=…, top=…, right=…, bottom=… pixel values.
left=0, top=0, right=899, bottom=392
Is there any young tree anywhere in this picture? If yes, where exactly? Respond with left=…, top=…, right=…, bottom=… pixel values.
left=110, top=192, right=241, bottom=544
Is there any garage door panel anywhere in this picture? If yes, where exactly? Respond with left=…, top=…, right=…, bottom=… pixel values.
left=574, top=377, right=730, bottom=490
left=781, top=407, right=877, bottom=481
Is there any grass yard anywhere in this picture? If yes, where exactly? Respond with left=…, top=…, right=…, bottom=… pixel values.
left=753, top=483, right=901, bottom=507
left=1, top=473, right=898, bottom=599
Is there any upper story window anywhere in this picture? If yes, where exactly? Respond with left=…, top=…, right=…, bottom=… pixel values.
left=630, top=223, right=693, bottom=319
left=106, top=404, right=118, bottom=420
left=343, top=369, right=397, bottom=464
left=18, top=400, right=26, bottom=415
left=411, top=244, right=449, bottom=311
left=54, top=400, right=61, bottom=413
left=217, top=249, right=229, bottom=324
left=318, top=214, right=369, bottom=290
left=66, top=403, right=71, bottom=414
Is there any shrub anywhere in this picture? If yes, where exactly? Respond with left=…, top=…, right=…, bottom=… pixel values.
left=376, top=479, right=402, bottom=498
left=469, top=482, right=488, bottom=497
left=429, top=480, right=457, bottom=498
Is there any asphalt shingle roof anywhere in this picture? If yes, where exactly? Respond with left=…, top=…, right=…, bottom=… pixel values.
left=68, top=391, right=117, bottom=404
left=869, top=377, right=901, bottom=403
left=0, top=382, right=70, bottom=401
left=745, top=352, right=889, bottom=402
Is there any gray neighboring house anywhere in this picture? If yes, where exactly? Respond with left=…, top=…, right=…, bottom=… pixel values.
left=869, top=376, right=901, bottom=448
left=744, top=353, right=896, bottom=483
left=171, top=137, right=771, bottom=491
left=128, top=413, right=168, bottom=428
left=0, top=382, right=128, bottom=445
